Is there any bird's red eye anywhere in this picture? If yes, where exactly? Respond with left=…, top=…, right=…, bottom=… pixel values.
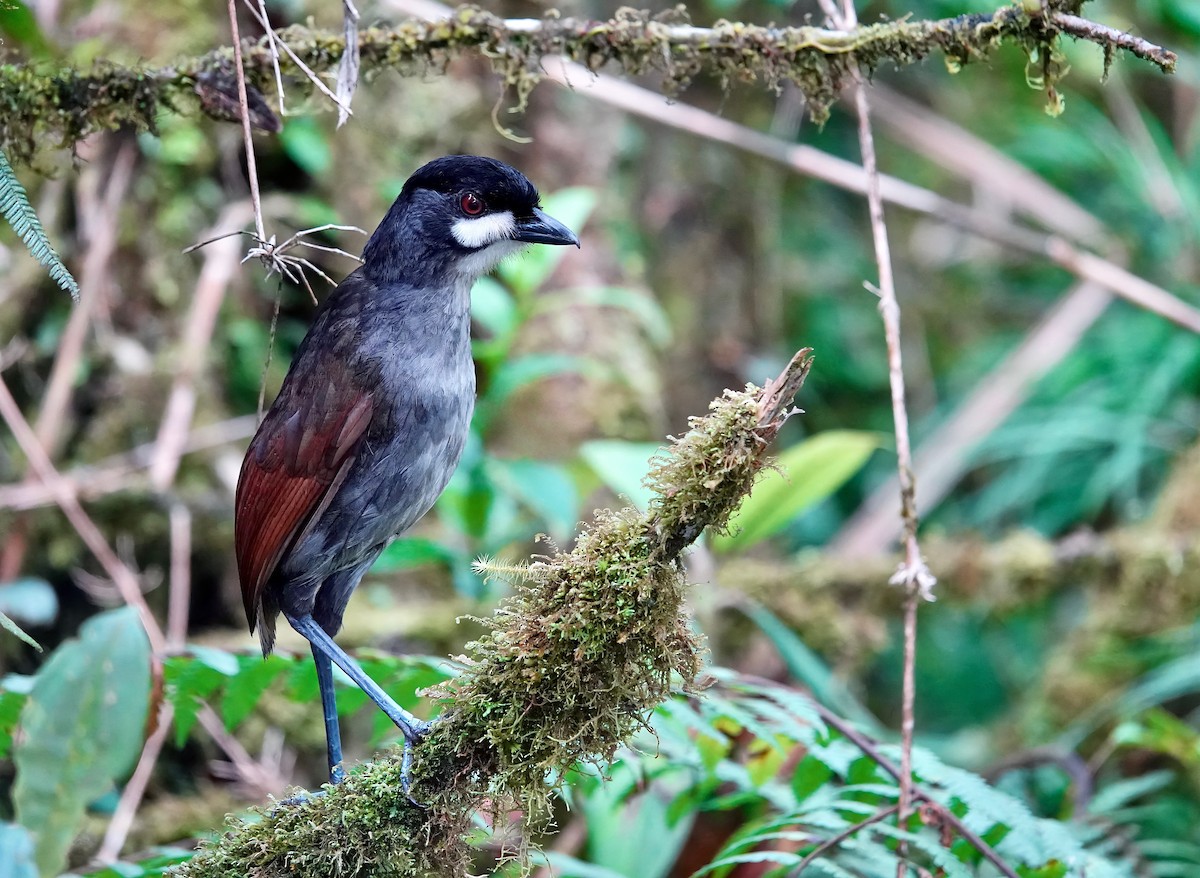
left=460, top=193, right=485, bottom=216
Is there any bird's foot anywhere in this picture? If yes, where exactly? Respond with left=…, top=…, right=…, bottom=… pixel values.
left=397, top=717, right=437, bottom=807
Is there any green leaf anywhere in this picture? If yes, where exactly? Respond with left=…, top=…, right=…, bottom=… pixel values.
left=0, top=822, right=38, bottom=878
left=0, top=578, right=58, bottom=627
left=164, top=654, right=227, bottom=746
left=13, top=607, right=152, bottom=876
left=536, top=286, right=672, bottom=347
left=0, top=612, right=40, bottom=651
left=486, top=457, right=579, bottom=541
left=372, top=537, right=456, bottom=573
left=713, top=430, right=880, bottom=552
left=220, top=654, right=290, bottom=732
left=0, top=1, right=52, bottom=56
left=496, top=187, right=595, bottom=297
left=470, top=276, right=518, bottom=341
left=475, top=353, right=590, bottom=431
left=280, top=117, right=331, bottom=177
left=579, top=440, right=663, bottom=511
left=0, top=688, right=28, bottom=760
left=0, top=149, right=79, bottom=300
left=742, top=603, right=883, bottom=736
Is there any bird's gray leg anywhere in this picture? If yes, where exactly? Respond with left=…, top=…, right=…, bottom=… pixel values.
left=288, top=613, right=432, bottom=792
left=312, top=644, right=348, bottom=785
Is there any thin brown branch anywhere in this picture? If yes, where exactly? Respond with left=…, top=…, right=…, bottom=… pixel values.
left=94, top=703, right=174, bottom=863
left=227, top=0, right=266, bottom=245
left=0, top=373, right=166, bottom=654
left=149, top=204, right=250, bottom=490
left=0, top=415, right=257, bottom=511
left=167, top=503, right=192, bottom=650
left=0, top=142, right=136, bottom=582
left=795, top=804, right=900, bottom=875
left=1050, top=11, right=1175, bottom=71
left=832, top=281, right=1111, bottom=555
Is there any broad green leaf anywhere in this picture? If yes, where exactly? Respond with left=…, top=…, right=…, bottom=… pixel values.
left=474, top=354, right=591, bottom=432
left=280, top=116, right=332, bottom=176
left=0, top=822, right=38, bottom=878
left=536, top=286, right=672, bottom=347
left=486, top=457, right=579, bottom=541
left=372, top=537, right=456, bottom=573
left=713, top=430, right=880, bottom=552
left=470, top=276, right=518, bottom=341
left=0, top=1, right=51, bottom=57
left=13, top=607, right=151, bottom=876
left=742, top=603, right=884, bottom=736
left=496, top=187, right=595, bottom=297
left=579, top=440, right=663, bottom=511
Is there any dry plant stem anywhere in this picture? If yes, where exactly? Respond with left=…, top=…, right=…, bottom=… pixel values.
left=795, top=803, right=900, bottom=874
left=197, top=704, right=288, bottom=797
left=167, top=503, right=192, bottom=649
left=0, top=415, right=257, bottom=511
left=94, top=703, right=175, bottom=863
left=525, top=61, right=1200, bottom=334
left=833, top=281, right=1111, bottom=555
left=226, top=0, right=266, bottom=244
left=149, top=204, right=249, bottom=490
left=847, top=68, right=928, bottom=871
left=0, top=142, right=136, bottom=581
left=0, top=373, right=166, bottom=655
left=803, top=697, right=1020, bottom=878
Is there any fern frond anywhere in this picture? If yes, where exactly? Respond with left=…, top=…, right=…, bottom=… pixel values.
left=0, top=150, right=79, bottom=301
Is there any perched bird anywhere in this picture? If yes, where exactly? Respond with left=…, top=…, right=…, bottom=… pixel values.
left=234, top=155, right=579, bottom=787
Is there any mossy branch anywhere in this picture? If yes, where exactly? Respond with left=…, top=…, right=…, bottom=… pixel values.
left=172, top=350, right=813, bottom=878
left=1, top=3, right=1177, bottom=165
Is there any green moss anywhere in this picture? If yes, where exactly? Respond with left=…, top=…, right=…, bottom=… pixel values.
left=3, top=4, right=1173, bottom=165
left=174, top=354, right=813, bottom=877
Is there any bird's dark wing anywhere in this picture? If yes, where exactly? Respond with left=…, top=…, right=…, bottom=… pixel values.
left=235, top=348, right=375, bottom=634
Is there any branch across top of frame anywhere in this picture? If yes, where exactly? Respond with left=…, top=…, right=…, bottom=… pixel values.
left=0, top=2, right=1177, bottom=165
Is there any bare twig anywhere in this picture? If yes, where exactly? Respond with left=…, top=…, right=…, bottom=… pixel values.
left=94, top=703, right=174, bottom=863
left=167, top=503, right=192, bottom=650
left=197, top=705, right=290, bottom=798
left=239, top=0, right=354, bottom=119
left=227, top=0, right=266, bottom=246
left=1050, top=12, right=1175, bottom=71
left=0, top=373, right=166, bottom=654
left=149, top=204, right=251, bottom=490
left=0, top=142, right=137, bottom=582
left=824, top=0, right=930, bottom=870
left=795, top=804, right=900, bottom=875
left=832, top=281, right=1111, bottom=555
left=0, top=415, right=257, bottom=511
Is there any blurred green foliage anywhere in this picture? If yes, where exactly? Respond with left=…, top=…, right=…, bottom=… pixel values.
left=0, top=0, right=1198, bottom=872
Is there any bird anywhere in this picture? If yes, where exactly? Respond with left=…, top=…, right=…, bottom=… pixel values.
left=234, top=155, right=579, bottom=789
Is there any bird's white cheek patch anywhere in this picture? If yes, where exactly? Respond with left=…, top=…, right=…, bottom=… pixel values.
left=452, top=211, right=516, bottom=249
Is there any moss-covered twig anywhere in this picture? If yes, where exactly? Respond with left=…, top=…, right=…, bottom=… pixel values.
left=1, top=3, right=1177, bottom=165
left=172, top=350, right=813, bottom=877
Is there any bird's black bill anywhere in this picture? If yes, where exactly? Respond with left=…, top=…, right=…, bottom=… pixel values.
left=514, top=208, right=580, bottom=247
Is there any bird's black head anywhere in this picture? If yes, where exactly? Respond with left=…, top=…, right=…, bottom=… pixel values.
left=362, top=155, right=579, bottom=285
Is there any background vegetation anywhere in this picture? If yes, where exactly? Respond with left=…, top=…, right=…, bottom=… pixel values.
left=0, top=0, right=1198, bottom=875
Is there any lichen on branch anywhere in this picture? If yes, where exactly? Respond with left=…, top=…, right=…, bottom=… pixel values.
left=0, top=3, right=1177, bottom=165
left=171, top=350, right=812, bottom=878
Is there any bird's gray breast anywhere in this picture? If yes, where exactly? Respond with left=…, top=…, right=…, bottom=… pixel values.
left=282, top=304, right=475, bottom=586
